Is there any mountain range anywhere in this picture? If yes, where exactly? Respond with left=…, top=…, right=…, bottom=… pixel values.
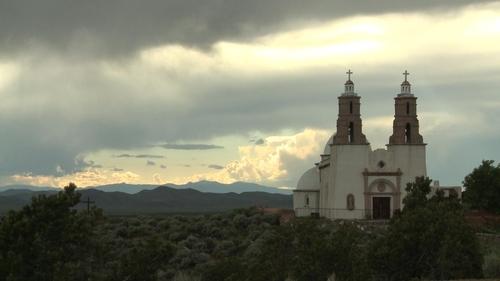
left=0, top=181, right=293, bottom=214
left=0, top=180, right=292, bottom=194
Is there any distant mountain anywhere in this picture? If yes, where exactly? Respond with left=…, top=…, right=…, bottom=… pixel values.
left=85, top=180, right=292, bottom=195
left=0, top=186, right=292, bottom=214
left=84, top=183, right=158, bottom=194
left=0, top=184, right=58, bottom=192
left=0, top=181, right=292, bottom=195
left=166, top=180, right=292, bottom=195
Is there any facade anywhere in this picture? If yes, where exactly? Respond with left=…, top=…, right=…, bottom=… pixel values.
left=293, top=71, right=460, bottom=220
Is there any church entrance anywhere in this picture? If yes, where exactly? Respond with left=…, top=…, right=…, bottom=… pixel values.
left=372, top=197, right=391, bottom=220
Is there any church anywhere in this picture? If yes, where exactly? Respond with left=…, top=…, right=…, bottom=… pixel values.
left=293, top=71, right=460, bottom=220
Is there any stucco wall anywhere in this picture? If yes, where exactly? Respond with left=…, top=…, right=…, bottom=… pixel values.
left=293, top=191, right=319, bottom=217
left=329, top=144, right=372, bottom=219
left=387, top=144, right=427, bottom=206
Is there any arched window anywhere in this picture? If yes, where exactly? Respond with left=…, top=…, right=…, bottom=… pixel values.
left=349, top=101, right=353, bottom=114
left=406, top=102, right=410, bottom=115
left=305, top=195, right=310, bottom=206
left=348, top=122, right=354, bottom=143
left=347, top=194, right=355, bottom=210
left=405, top=123, right=411, bottom=143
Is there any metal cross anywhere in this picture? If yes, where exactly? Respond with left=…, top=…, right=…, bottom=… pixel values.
left=403, top=70, right=410, bottom=81
left=81, top=197, right=95, bottom=214
left=346, top=69, right=353, bottom=80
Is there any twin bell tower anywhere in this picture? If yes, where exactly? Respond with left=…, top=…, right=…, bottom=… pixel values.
left=333, top=70, right=424, bottom=146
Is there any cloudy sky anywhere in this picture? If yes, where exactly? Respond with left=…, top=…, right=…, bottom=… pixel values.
left=0, top=0, right=499, bottom=188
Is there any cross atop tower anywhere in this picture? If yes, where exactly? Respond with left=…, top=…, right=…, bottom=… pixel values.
left=343, top=69, right=356, bottom=96
left=403, top=70, right=410, bottom=82
left=346, top=69, right=353, bottom=81
left=399, top=70, right=412, bottom=96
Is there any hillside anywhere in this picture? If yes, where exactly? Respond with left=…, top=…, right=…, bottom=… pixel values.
left=0, top=186, right=292, bottom=214
left=0, top=180, right=292, bottom=195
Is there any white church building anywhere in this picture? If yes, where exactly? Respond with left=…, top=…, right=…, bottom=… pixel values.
left=293, top=71, right=460, bottom=220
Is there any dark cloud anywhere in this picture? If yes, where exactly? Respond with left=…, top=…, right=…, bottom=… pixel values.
left=254, top=139, right=265, bottom=145
left=160, top=164, right=167, bottom=169
left=208, top=164, right=224, bottom=170
left=1, top=62, right=499, bottom=179
left=160, top=144, right=224, bottom=150
left=0, top=0, right=498, bottom=187
left=146, top=160, right=156, bottom=166
left=114, top=154, right=165, bottom=159
left=0, top=0, right=493, bottom=57
left=112, top=167, right=125, bottom=172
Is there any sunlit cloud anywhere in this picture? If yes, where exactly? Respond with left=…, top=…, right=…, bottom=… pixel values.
left=178, top=129, right=329, bottom=186
left=10, top=168, right=141, bottom=188
left=0, top=61, right=21, bottom=93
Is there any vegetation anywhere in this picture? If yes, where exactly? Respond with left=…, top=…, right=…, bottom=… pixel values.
left=481, top=237, right=500, bottom=278
left=369, top=177, right=483, bottom=280
left=0, top=183, right=102, bottom=281
left=463, top=160, right=500, bottom=213
left=0, top=172, right=498, bottom=280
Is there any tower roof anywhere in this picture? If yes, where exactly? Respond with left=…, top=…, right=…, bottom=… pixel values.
left=342, top=69, right=356, bottom=96
left=398, top=70, right=413, bottom=97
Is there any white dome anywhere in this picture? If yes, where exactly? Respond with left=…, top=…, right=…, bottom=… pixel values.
left=323, top=134, right=334, bottom=155
left=296, top=167, right=320, bottom=190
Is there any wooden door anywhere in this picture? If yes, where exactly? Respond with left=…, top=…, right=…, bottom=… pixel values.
left=372, top=197, right=391, bottom=220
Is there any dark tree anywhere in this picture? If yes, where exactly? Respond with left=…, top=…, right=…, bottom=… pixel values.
left=243, top=227, right=292, bottom=281
left=369, top=177, right=483, bottom=281
left=0, top=183, right=102, bottom=281
left=463, top=160, right=500, bottom=213
left=287, top=218, right=336, bottom=281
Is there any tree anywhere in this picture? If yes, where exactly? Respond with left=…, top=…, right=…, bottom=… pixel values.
left=239, top=218, right=369, bottom=281
left=287, top=218, right=336, bottom=281
left=329, top=222, right=372, bottom=281
left=0, top=183, right=102, bottom=281
left=463, top=160, right=500, bottom=213
left=243, top=227, right=292, bottom=281
left=369, top=177, right=483, bottom=281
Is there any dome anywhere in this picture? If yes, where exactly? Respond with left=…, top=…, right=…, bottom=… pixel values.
left=296, top=167, right=320, bottom=190
left=323, top=134, right=334, bottom=155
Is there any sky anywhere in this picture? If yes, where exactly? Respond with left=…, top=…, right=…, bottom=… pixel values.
left=0, top=0, right=499, bottom=189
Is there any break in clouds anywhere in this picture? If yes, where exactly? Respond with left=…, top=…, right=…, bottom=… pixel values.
left=0, top=0, right=500, bottom=187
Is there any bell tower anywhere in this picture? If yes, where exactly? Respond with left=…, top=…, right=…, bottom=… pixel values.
left=333, top=70, right=368, bottom=145
left=389, top=70, right=424, bottom=145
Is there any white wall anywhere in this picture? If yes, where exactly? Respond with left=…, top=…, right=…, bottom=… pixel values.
left=329, top=144, right=372, bottom=219
left=388, top=144, right=427, bottom=206
left=293, top=191, right=319, bottom=217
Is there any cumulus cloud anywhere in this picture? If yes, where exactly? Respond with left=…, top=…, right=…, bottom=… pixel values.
left=182, top=129, right=330, bottom=187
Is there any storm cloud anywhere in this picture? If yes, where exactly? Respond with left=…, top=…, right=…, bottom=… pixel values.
left=0, top=0, right=499, bottom=188
left=0, top=0, right=494, bottom=57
